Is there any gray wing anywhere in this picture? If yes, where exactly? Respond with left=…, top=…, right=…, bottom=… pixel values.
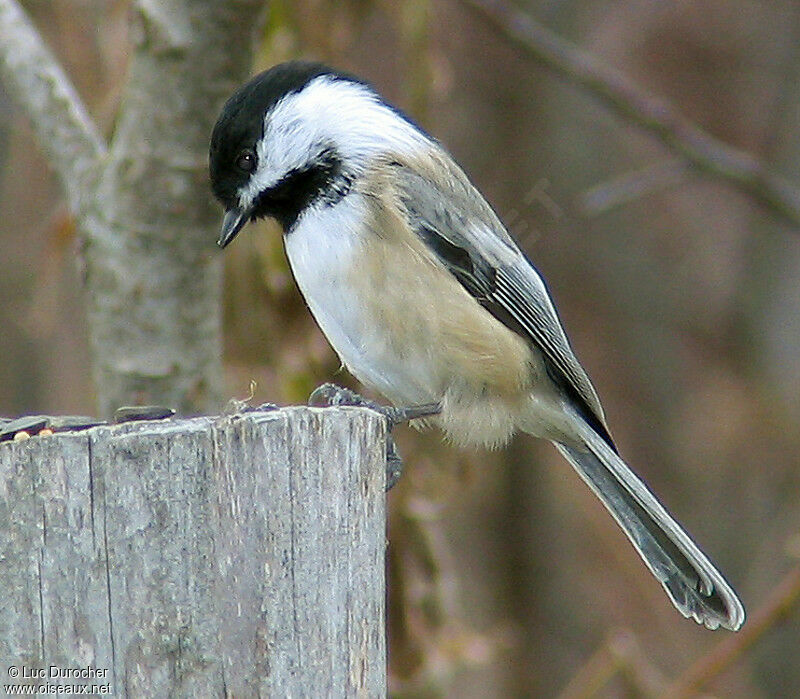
left=389, top=155, right=615, bottom=449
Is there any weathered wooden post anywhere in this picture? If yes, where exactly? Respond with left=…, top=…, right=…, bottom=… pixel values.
left=0, top=407, right=387, bottom=696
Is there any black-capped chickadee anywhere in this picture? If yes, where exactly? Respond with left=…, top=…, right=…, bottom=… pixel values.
left=209, top=61, right=745, bottom=631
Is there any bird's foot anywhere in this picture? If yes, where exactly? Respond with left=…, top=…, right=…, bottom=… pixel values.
left=308, top=382, right=440, bottom=490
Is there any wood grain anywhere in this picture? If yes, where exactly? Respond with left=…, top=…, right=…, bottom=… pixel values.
left=0, top=407, right=387, bottom=697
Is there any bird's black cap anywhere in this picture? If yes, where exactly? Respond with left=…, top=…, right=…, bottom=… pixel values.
left=209, top=61, right=363, bottom=210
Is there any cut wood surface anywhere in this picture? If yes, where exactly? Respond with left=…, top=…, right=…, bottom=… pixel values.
left=0, top=407, right=387, bottom=697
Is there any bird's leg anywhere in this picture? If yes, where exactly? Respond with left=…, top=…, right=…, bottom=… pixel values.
left=385, top=436, right=404, bottom=491
left=308, top=382, right=441, bottom=490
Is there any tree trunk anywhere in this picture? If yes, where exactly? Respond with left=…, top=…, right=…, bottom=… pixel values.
left=78, top=0, right=267, bottom=416
left=0, top=0, right=268, bottom=417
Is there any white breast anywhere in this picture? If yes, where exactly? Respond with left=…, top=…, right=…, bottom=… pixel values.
left=283, top=195, right=439, bottom=405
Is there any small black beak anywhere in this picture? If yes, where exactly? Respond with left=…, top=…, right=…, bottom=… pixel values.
left=217, top=206, right=250, bottom=248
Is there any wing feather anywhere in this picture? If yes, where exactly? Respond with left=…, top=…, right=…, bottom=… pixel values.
left=388, top=154, right=615, bottom=448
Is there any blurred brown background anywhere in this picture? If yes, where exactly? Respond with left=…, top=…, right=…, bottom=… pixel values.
left=2, top=0, right=799, bottom=696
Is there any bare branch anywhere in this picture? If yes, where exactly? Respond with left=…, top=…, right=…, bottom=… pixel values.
left=0, top=0, right=106, bottom=216
left=577, top=159, right=691, bottom=217
left=463, top=0, right=800, bottom=227
left=557, top=629, right=668, bottom=699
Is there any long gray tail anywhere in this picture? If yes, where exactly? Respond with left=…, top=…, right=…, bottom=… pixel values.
left=554, top=422, right=745, bottom=630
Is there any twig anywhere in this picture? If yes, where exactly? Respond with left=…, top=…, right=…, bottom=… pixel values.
left=557, top=628, right=668, bottom=699
left=556, top=639, right=620, bottom=699
left=462, top=0, right=800, bottom=228
left=664, top=566, right=800, bottom=697
left=0, top=0, right=106, bottom=216
left=577, top=159, right=691, bottom=217
left=609, top=628, right=669, bottom=697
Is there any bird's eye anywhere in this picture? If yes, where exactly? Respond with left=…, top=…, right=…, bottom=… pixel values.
left=235, top=149, right=256, bottom=173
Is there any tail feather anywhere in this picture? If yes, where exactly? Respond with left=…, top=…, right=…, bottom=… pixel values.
left=554, top=424, right=745, bottom=631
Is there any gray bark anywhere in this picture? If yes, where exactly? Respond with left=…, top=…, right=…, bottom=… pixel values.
left=0, top=407, right=387, bottom=697
left=79, top=0, right=266, bottom=417
left=0, top=0, right=267, bottom=416
left=0, top=0, right=106, bottom=215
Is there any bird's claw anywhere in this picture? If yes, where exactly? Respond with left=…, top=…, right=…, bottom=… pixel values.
left=308, top=383, right=440, bottom=490
left=308, top=382, right=377, bottom=410
left=309, top=382, right=439, bottom=426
